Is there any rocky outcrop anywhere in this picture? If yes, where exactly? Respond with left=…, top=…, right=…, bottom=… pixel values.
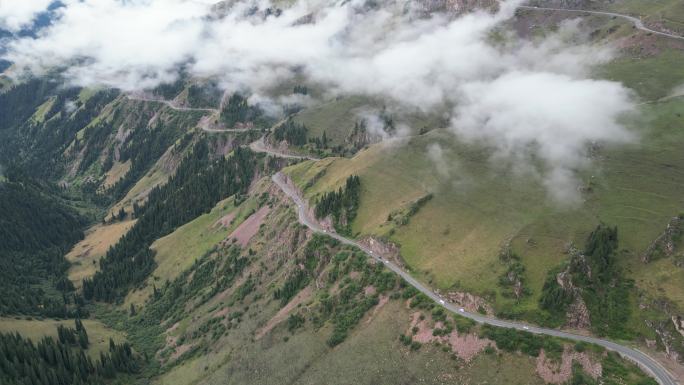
left=359, top=236, right=402, bottom=265
left=446, top=291, right=493, bottom=315
left=673, top=316, right=684, bottom=338
left=646, top=317, right=684, bottom=362
left=641, top=216, right=682, bottom=263
left=565, top=296, right=591, bottom=329
left=553, top=246, right=592, bottom=329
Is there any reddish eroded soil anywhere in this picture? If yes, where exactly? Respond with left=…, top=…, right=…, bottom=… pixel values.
left=213, top=212, right=236, bottom=229
left=165, top=321, right=180, bottom=334
left=170, top=343, right=195, bottom=361
left=256, top=286, right=313, bottom=339
left=535, top=346, right=602, bottom=384
left=408, top=312, right=494, bottom=362
left=227, top=206, right=270, bottom=247
left=212, top=307, right=230, bottom=318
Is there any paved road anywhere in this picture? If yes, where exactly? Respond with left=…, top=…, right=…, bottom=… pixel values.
left=520, top=4, right=684, bottom=41
left=250, top=137, right=320, bottom=161
left=272, top=172, right=678, bottom=385
left=126, top=94, right=260, bottom=133
left=126, top=94, right=219, bottom=113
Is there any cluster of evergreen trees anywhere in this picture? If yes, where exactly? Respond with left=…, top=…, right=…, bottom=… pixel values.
left=57, top=319, right=89, bottom=350
left=0, top=322, right=137, bottom=385
left=0, top=81, right=118, bottom=180
left=0, top=79, right=57, bottom=132
left=83, top=139, right=261, bottom=302
left=186, top=83, right=222, bottom=108
left=272, top=118, right=308, bottom=146
left=314, top=175, right=361, bottom=234
left=220, top=93, right=264, bottom=128
left=539, top=224, right=632, bottom=337
left=150, top=78, right=185, bottom=100
left=105, top=120, right=182, bottom=202
left=0, top=171, right=88, bottom=317
left=293, top=85, right=308, bottom=95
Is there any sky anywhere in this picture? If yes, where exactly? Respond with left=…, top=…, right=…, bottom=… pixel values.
left=0, top=0, right=637, bottom=204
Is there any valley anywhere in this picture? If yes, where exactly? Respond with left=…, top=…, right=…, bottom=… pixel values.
left=1, top=0, right=684, bottom=384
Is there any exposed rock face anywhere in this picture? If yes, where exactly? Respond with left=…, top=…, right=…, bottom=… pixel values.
left=641, top=216, right=682, bottom=263
left=359, top=236, right=402, bottom=265
left=647, top=319, right=683, bottom=363
left=507, top=269, right=525, bottom=299
left=345, top=122, right=372, bottom=152
left=554, top=247, right=592, bottom=329
left=673, top=316, right=684, bottom=339
left=497, top=245, right=528, bottom=300
left=565, top=296, right=591, bottom=329
left=446, top=291, right=493, bottom=315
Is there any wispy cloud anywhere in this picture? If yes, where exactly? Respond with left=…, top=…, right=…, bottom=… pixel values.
left=2, top=0, right=636, bottom=204
left=0, top=0, right=53, bottom=32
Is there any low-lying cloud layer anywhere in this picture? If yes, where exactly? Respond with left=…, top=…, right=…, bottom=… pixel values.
left=0, top=0, right=53, bottom=32
left=0, top=0, right=636, bottom=204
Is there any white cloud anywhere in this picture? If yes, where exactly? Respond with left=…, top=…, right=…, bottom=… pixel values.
left=0, top=0, right=52, bottom=32
left=1, top=0, right=637, bottom=204
left=427, top=143, right=451, bottom=178
left=452, top=71, right=634, bottom=204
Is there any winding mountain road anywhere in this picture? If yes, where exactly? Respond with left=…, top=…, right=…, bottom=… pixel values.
left=123, top=6, right=681, bottom=381
left=126, top=94, right=257, bottom=133
left=250, top=137, right=320, bottom=161
left=272, top=172, right=679, bottom=385
left=520, top=4, right=684, bottom=41
left=126, top=94, right=218, bottom=113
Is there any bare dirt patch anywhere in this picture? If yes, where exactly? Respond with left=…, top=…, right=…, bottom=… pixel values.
left=66, top=220, right=136, bottom=287
left=213, top=307, right=230, bottom=318
left=408, top=312, right=494, bottom=362
left=535, top=347, right=602, bottom=384
left=256, top=286, right=312, bottom=339
left=170, top=343, right=195, bottom=362
left=213, top=212, right=236, bottom=229
left=227, top=206, right=270, bottom=247
left=166, top=321, right=180, bottom=334
left=102, top=160, right=132, bottom=189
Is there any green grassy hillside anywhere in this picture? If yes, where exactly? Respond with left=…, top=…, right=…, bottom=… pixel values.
left=0, top=317, right=125, bottom=359
left=94, top=178, right=653, bottom=385
left=285, top=69, right=684, bottom=359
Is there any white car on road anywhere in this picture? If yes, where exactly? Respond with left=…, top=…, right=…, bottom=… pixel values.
left=459, top=308, right=464, bottom=313
left=439, top=299, right=445, bottom=305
